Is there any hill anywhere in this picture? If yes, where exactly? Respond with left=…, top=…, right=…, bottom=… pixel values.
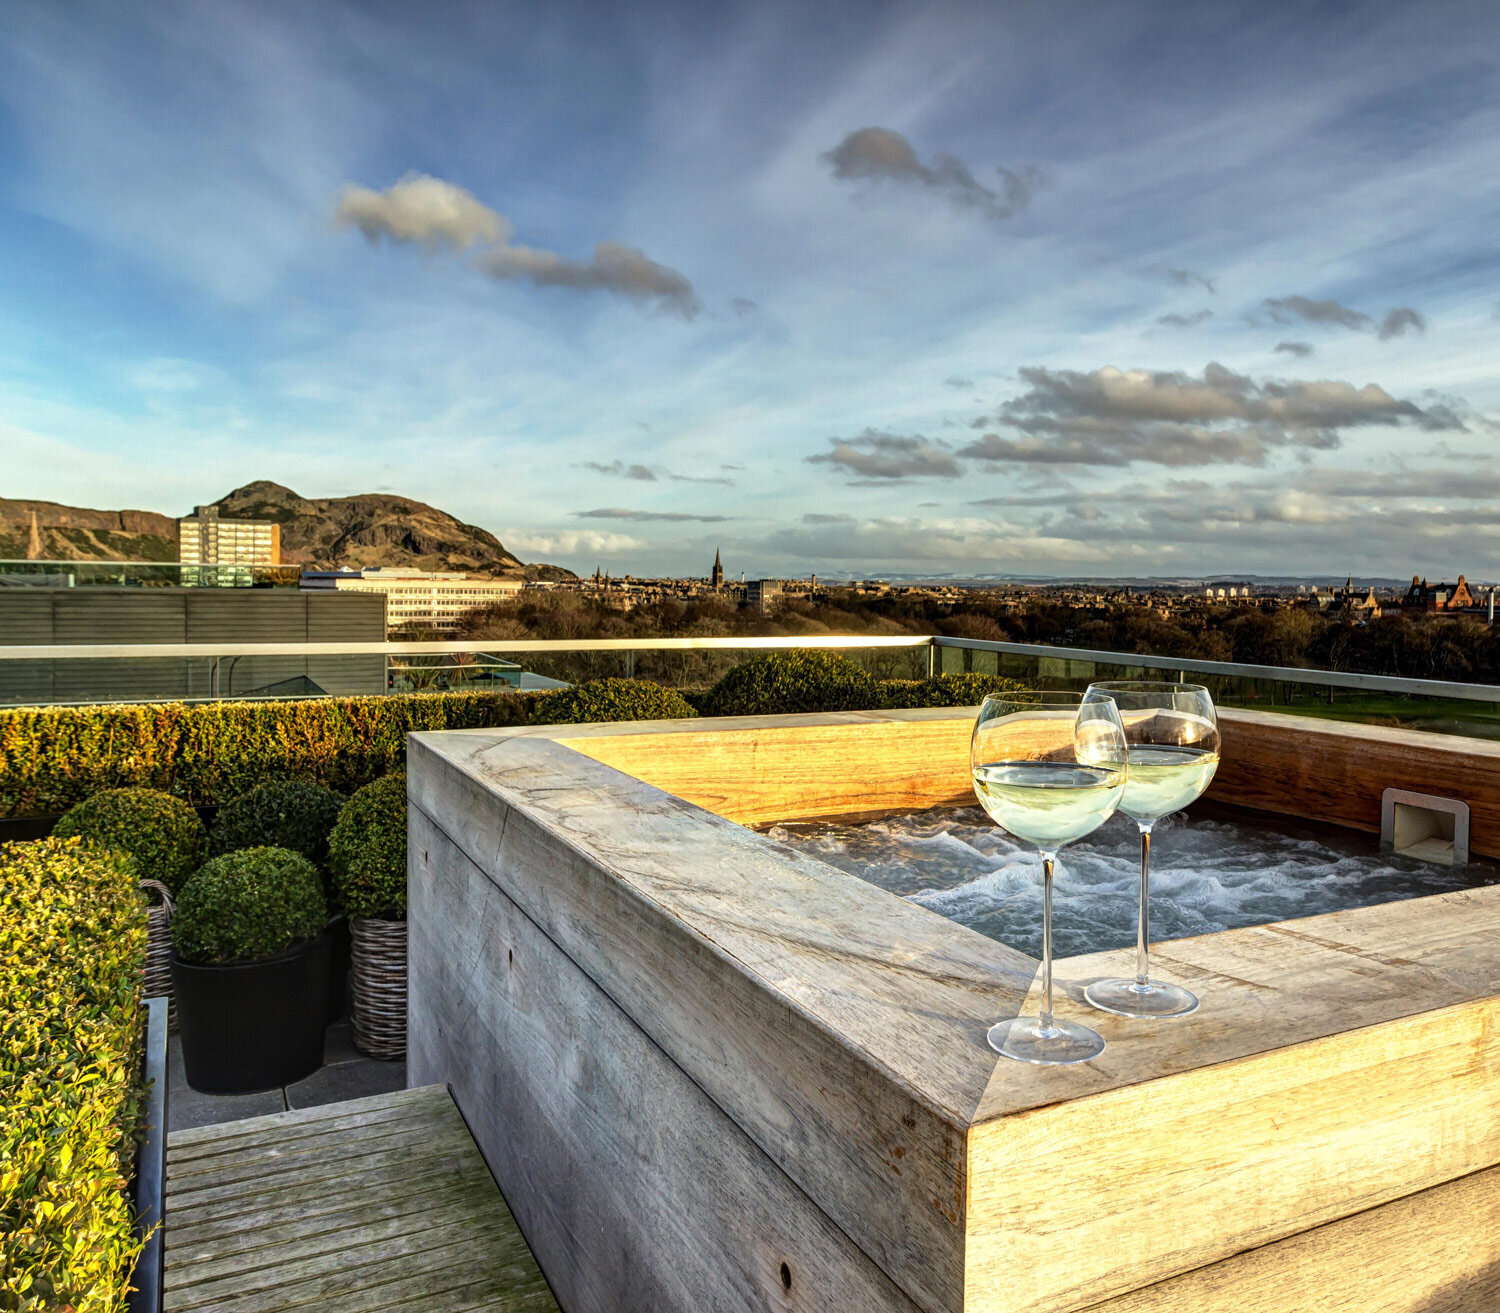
left=0, top=482, right=569, bottom=579
left=0, top=498, right=178, bottom=562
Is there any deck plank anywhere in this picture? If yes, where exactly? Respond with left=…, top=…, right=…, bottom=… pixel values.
left=163, top=1084, right=559, bottom=1313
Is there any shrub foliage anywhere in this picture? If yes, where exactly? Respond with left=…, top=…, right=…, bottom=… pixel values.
left=171, top=847, right=328, bottom=966
left=209, top=779, right=346, bottom=871
left=329, top=773, right=408, bottom=921
left=2, top=667, right=1028, bottom=823
left=879, top=673, right=1027, bottom=708
left=532, top=677, right=697, bottom=724
left=52, top=786, right=207, bottom=893
left=702, top=650, right=878, bottom=717
left=1, top=838, right=147, bottom=1313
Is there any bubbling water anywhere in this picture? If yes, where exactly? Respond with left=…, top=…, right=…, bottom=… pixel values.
left=765, top=807, right=1495, bottom=959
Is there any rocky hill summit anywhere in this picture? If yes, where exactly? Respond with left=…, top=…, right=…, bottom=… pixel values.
left=2, top=481, right=569, bottom=579
left=211, top=481, right=548, bottom=576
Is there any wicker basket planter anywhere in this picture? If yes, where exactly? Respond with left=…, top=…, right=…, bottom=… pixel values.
left=139, top=880, right=177, bottom=1031
left=350, top=916, right=406, bottom=1059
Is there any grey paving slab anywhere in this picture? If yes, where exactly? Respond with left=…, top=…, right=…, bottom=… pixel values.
left=285, top=1054, right=408, bottom=1109
left=167, top=1036, right=286, bottom=1131
left=168, top=1025, right=406, bottom=1130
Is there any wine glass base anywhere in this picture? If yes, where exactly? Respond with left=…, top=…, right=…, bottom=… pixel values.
left=1085, top=977, right=1199, bottom=1018
left=987, top=1016, right=1106, bottom=1065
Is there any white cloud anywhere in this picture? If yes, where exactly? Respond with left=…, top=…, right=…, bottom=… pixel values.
left=501, top=529, right=644, bottom=556
left=335, top=174, right=506, bottom=251
left=335, top=173, right=700, bottom=317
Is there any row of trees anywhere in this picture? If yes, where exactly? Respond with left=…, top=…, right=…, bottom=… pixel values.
left=444, top=589, right=1500, bottom=686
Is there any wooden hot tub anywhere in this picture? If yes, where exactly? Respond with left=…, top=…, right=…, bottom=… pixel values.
left=407, top=708, right=1500, bottom=1313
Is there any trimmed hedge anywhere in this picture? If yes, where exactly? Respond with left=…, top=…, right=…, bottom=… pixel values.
left=172, top=847, right=328, bottom=966
left=2, top=691, right=535, bottom=819
left=1, top=838, right=147, bottom=1313
left=532, top=677, right=697, bottom=724
left=329, top=773, right=407, bottom=920
left=701, top=650, right=877, bottom=717
left=209, top=779, right=346, bottom=873
left=1, top=669, right=1029, bottom=822
left=52, top=786, right=207, bottom=894
left=880, top=673, right=1027, bottom=708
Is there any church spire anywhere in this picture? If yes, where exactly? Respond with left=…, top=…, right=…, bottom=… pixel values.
left=711, top=547, right=724, bottom=592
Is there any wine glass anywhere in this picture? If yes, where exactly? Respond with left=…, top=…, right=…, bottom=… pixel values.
left=1081, top=681, right=1220, bottom=1019
left=971, top=690, right=1128, bottom=1065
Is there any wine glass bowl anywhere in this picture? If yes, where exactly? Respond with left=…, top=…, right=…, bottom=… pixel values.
left=1081, top=681, right=1220, bottom=1020
left=971, top=691, right=1127, bottom=1065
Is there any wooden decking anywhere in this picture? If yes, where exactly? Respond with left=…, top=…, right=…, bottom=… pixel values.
left=163, top=1085, right=560, bottom=1313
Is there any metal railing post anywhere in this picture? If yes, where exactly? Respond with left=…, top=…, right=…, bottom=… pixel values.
left=927, top=638, right=937, bottom=680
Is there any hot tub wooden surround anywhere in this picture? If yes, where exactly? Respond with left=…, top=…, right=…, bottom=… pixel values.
left=407, top=709, right=1500, bottom=1313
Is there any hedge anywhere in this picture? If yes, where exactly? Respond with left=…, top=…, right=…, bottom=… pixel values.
left=1, top=838, right=147, bottom=1313
left=701, top=650, right=877, bottom=717
left=532, top=677, right=696, bottom=723
left=1, top=672, right=1029, bottom=821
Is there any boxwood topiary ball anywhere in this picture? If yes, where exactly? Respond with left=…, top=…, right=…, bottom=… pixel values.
left=532, top=677, right=697, bottom=724
left=701, top=650, right=878, bottom=717
left=328, top=773, right=408, bottom=921
left=52, top=786, right=207, bottom=894
left=171, top=846, right=327, bottom=966
left=210, top=779, right=347, bottom=872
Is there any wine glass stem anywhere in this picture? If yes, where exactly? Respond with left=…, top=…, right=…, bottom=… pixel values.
left=1040, top=850, right=1056, bottom=1030
left=1135, top=822, right=1153, bottom=987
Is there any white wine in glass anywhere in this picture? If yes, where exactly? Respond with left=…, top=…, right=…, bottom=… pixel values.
left=1082, top=681, right=1220, bottom=1019
left=971, top=691, right=1128, bottom=1065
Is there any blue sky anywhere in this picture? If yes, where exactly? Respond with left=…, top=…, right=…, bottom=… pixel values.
left=2, top=0, right=1499, bottom=579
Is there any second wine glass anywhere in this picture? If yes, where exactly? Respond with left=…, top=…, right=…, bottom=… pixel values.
left=1082, top=680, right=1220, bottom=1019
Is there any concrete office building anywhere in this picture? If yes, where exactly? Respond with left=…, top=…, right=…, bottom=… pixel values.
left=0, top=588, right=385, bottom=706
left=179, top=505, right=281, bottom=566
left=301, top=567, right=522, bottom=634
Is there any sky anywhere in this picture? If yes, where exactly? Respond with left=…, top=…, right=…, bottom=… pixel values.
left=2, top=0, right=1499, bottom=581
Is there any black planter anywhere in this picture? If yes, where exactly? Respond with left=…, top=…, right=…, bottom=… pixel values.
left=171, top=934, right=329, bottom=1094
left=326, top=914, right=352, bottom=1023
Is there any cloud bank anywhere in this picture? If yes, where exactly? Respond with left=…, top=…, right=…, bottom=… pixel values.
left=821, top=127, right=1038, bottom=220
left=335, top=173, right=699, bottom=317
left=957, top=363, right=1462, bottom=469
left=575, top=507, right=730, bottom=522
left=807, top=430, right=963, bottom=479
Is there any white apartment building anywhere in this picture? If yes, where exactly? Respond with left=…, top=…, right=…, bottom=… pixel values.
left=179, top=506, right=280, bottom=565
left=300, top=566, right=523, bottom=633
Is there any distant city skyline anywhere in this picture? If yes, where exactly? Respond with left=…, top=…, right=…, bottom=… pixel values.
left=2, top=1, right=1499, bottom=579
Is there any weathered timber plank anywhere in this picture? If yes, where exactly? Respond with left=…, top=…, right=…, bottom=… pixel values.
left=168, top=1176, right=498, bottom=1265
left=556, top=713, right=975, bottom=824
left=167, top=1169, right=492, bottom=1248
left=165, top=1116, right=476, bottom=1188
left=1213, top=708, right=1500, bottom=857
left=965, top=997, right=1500, bottom=1313
left=168, top=1207, right=518, bottom=1292
left=409, top=807, right=930, bottom=1313
left=164, top=1085, right=558, bottom=1313
left=1081, top=1163, right=1500, bottom=1312
left=167, top=1216, right=523, bottom=1311
left=164, top=1140, right=485, bottom=1219
left=167, top=1084, right=436, bottom=1152
left=167, top=1089, right=434, bottom=1163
